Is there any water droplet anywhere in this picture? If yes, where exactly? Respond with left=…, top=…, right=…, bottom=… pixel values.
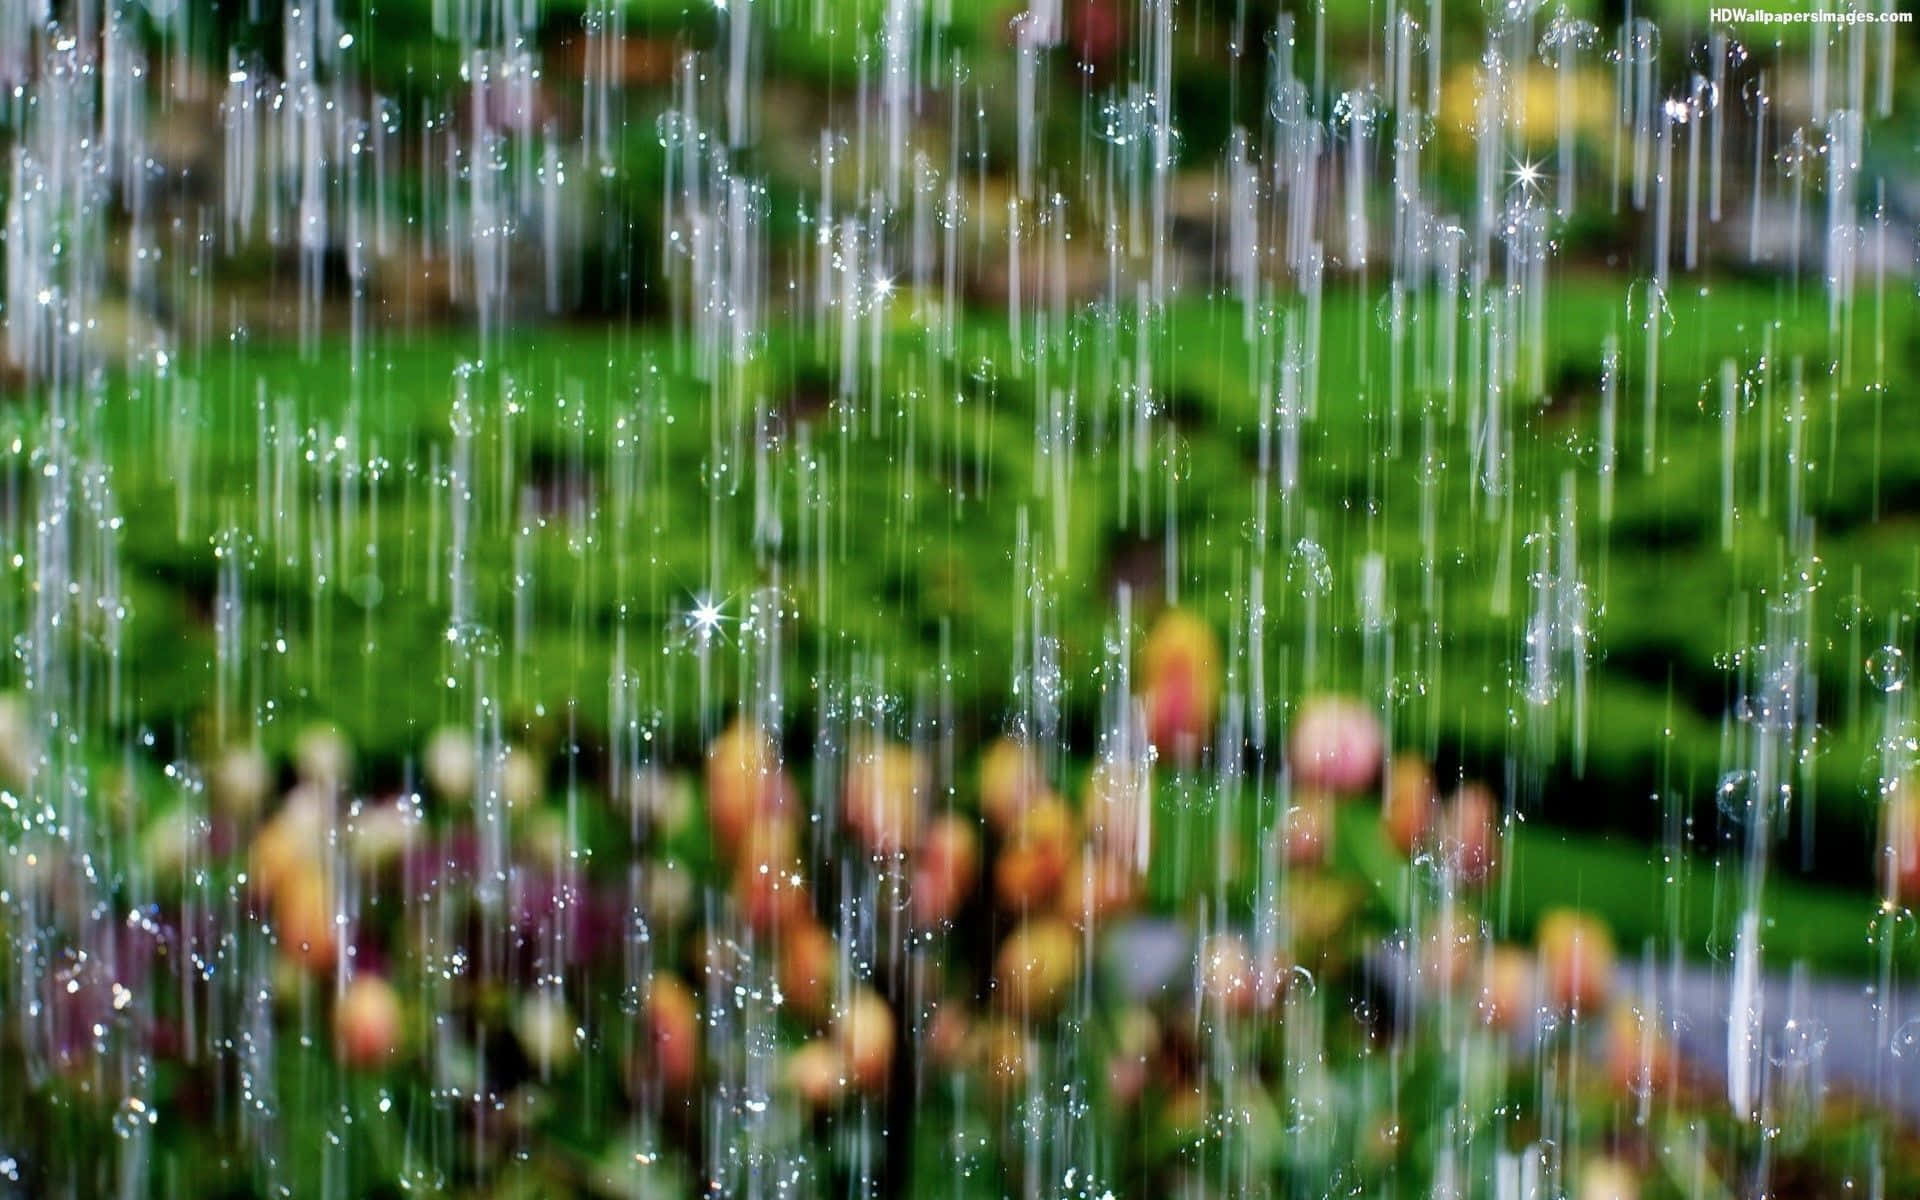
left=1867, top=646, right=1907, bottom=692
left=1289, top=539, right=1332, bottom=595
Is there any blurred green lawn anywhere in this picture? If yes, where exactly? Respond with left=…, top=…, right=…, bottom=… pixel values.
left=14, top=271, right=1911, bottom=975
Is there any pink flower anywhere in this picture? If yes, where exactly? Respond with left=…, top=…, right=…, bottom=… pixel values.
left=1288, top=696, right=1384, bottom=794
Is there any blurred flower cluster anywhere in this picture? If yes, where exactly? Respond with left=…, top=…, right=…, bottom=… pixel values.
left=0, top=607, right=1732, bottom=1196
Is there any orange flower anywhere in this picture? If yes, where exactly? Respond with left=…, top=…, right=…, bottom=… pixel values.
left=994, top=917, right=1078, bottom=1017
left=1383, top=754, right=1439, bottom=856
left=979, top=736, right=1045, bottom=834
left=914, top=814, right=981, bottom=925
left=993, top=798, right=1076, bottom=910
left=1882, top=774, right=1920, bottom=902
left=1476, top=945, right=1537, bottom=1033
left=1536, top=909, right=1616, bottom=1016
left=274, top=866, right=338, bottom=972
left=647, top=973, right=700, bottom=1091
left=779, top=919, right=837, bottom=1024
left=705, top=719, right=794, bottom=853
left=843, top=741, right=926, bottom=857
left=1140, top=610, right=1221, bottom=764
left=786, top=1039, right=845, bottom=1108
left=1439, top=782, right=1499, bottom=884
left=334, top=974, right=402, bottom=1068
left=836, top=986, right=896, bottom=1093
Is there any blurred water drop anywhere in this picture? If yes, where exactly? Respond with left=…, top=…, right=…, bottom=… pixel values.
left=1868, top=646, right=1907, bottom=693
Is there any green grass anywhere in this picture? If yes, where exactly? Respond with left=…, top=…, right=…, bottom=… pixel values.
left=5, top=273, right=1914, bottom=971
left=106, top=284, right=1920, bottom=766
